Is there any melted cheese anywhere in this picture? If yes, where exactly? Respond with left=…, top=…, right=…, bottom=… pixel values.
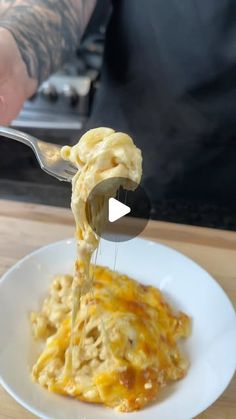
left=60, top=128, right=142, bottom=367
left=61, top=127, right=142, bottom=259
left=30, top=127, right=190, bottom=412
left=31, top=266, right=190, bottom=412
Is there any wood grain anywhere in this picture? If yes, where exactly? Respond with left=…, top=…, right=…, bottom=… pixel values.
left=0, top=199, right=235, bottom=419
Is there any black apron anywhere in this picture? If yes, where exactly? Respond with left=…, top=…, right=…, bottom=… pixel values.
left=87, top=0, right=236, bottom=211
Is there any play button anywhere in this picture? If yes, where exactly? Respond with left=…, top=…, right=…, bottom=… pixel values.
left=108, top=198, right=131, bottom=222
left=85, top=177, right=151, bottom=242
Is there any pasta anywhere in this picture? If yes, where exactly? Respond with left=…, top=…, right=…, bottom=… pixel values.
left=30, top=127, right=190, bottom=412
left=60, top=128, right=142, bottom=370
left=31, top=266, right=190, bottom=412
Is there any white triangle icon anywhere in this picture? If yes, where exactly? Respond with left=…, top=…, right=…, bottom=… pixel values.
left=108, top=197, right=131, bottom=222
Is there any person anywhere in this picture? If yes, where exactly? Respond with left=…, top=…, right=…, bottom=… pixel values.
left=1, top=0, right=236, bottom=218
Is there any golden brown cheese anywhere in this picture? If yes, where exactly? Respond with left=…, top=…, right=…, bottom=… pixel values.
left=31, top=265, right=190, bottom=412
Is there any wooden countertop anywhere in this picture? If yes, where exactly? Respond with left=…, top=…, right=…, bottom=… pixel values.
left=0, top=199, right=235, bottom=419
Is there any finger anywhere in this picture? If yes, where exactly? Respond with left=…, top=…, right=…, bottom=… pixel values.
left=0, top=80, right=25, bottom=125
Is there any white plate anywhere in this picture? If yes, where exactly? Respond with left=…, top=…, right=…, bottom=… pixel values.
left=0, top=237, right=236, bottom=419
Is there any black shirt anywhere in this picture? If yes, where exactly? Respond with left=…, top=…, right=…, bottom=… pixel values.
left=87, top=0, right=236, bottom=211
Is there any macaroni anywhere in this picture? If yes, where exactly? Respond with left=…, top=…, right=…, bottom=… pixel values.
left=30, top=128, right=190, bottom=412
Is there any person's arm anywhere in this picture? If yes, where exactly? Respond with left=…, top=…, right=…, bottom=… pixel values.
left=0, top=0, right=96, bottom=124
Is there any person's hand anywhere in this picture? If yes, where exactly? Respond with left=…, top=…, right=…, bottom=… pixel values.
left=0, top=28, right=37, bottom=125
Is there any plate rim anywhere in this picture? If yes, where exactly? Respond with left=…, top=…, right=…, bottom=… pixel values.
left=0, top=236, right=236, bottom=419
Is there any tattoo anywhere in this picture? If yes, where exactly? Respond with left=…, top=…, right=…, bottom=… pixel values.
left=0, top=0, right=96, bottom=84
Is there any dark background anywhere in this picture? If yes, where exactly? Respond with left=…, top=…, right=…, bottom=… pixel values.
left=0, top=0, right=236, bottom=231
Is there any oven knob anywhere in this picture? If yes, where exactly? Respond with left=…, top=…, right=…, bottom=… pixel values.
left=41, top=82, right=58, bottom=101
left=62, top=85, right=78, bottom=106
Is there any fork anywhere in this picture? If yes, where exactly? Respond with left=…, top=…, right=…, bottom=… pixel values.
left=0, top=126, right=77, bottom=182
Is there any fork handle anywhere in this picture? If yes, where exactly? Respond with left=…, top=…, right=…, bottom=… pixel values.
left=0, top=126, right=38, bottom=151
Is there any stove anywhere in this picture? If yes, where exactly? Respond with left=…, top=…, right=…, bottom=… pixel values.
left=12, top=72, right=97, bottom=134
left=11, top=45, right=101, bottom=144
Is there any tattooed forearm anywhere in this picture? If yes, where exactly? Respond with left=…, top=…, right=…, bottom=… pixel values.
left=0, top=0, right=96, bottom=84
